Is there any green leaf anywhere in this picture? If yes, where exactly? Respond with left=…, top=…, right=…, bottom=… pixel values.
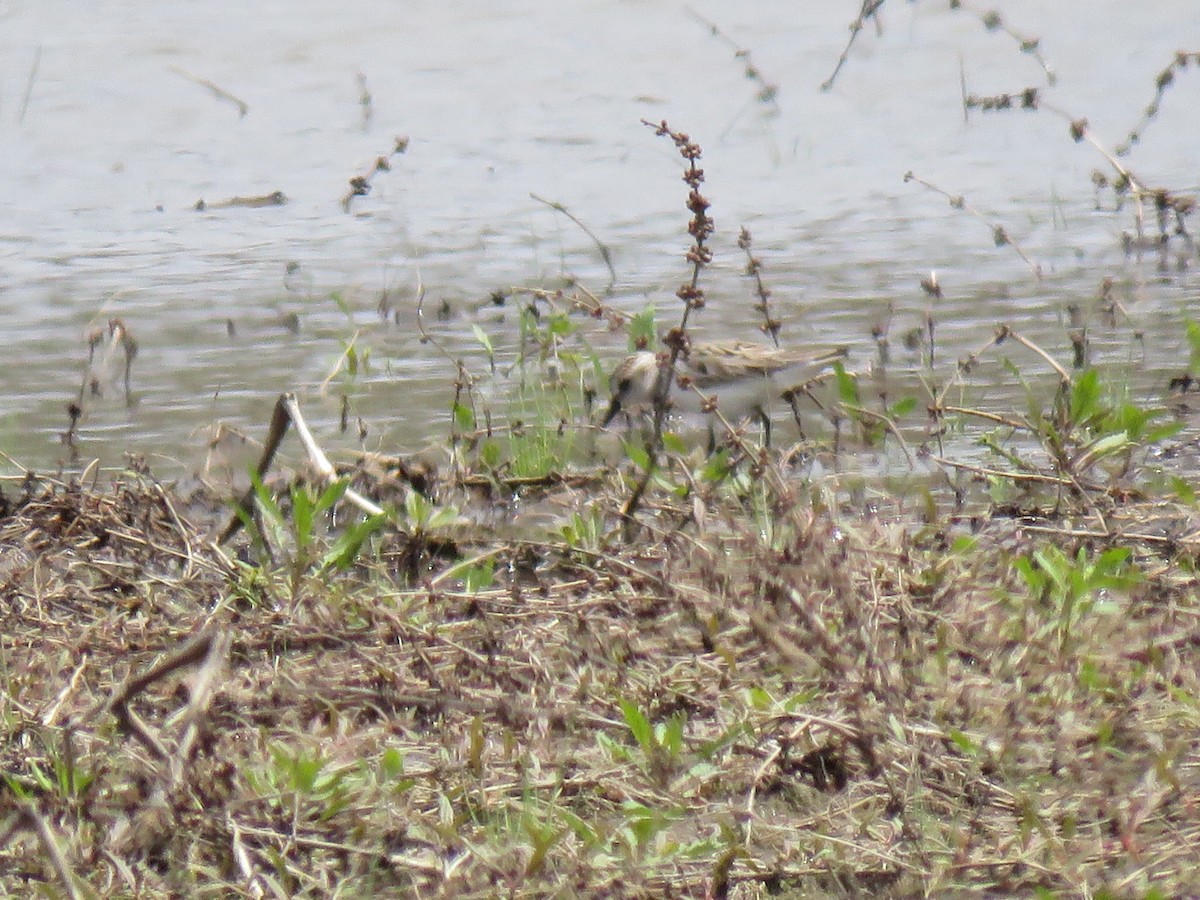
left=314, top=478, right=350, bottom=516
left=1070, top=368, right=1101, bottom=426
left=1145, top=420, right=1183, bottom=444
left=480, top=438, right=503, bottom=468
left=625, top=442, right=651, bottom=470
left=659, top=714, right=685, bottom=757
left=1013, top=556, right=1044, bottom=595
left=629, top=305, right=657, bottom=350
left=452, top=402, right=476, bottom=431
left=746, top=686, right=772, bottom=709
left=619, top=699, right=655, bottom=754
left=464, top=561, right=495, bottom=593
left=700, top=450, right=732, bottom=482
left=662, top=431, right=688, bottom=455
left=380, top=748, right=404, bottom=781
left=1095, top=546, right=1131, bottom=569
left=833, top=363, right=858, bottom=405
left=1080, top=431, right=1129, bottom=463
left=291, top=484, right=314, bottom=549
left=558, top=809, right=600, bottom=846
left=1171, top=476, right=1196, bottom=504
left=889, top=395, right=918, bottom=418
left=951, top=535, right=978, bottom=554
left=547, top=312, right=573, bottom=337
left=249, top=469, right=283, bottom=526
left=948, top=729, right=977, bottom=755
left=1187, top=320, right=1200, bottom=373
left=472, top=324, right=494, bottom=357
left=320, top=513, right=389, bottom=571
left=330, top=290, right=352, bottom=318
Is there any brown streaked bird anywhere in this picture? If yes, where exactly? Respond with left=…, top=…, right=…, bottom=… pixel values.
left=601, top=340, right=847, bottom=447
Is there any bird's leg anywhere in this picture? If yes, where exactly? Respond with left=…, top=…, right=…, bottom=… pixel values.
left=757, top=406, right=772, bottom=448
left=783, top=391, right=807, bottom=443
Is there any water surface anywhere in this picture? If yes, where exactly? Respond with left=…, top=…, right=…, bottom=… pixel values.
left=0, top=0, right=1196, bottom=475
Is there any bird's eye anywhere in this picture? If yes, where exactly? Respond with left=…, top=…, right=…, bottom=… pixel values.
left=617, top=378, right=631, bottom=393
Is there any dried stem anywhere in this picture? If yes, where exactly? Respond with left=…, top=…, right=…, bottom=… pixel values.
left=949, top=1, right=1056, bottom=86
left=1116, top=51, right=1200, bottom=156
left=530, top=192, right=617, bottom=290
left=169, top=65, right=249, bottom=117
left=738, top=227, right=781, bottom=347
left=686, top=8, right=780, bottom=109
left=822, top=0, right=885, bottom=92
left=621, top=120, right=714, bottom=535
left=904, top=171, right=1042, bottom=278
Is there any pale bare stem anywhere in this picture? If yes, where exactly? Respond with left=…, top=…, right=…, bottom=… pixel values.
left=217, top=393, right=384, bottom=545
left=21, top=805, right=82, bottom=900
left=935, top=404, right=1029, bottom=431
left=229, top=817, right=269, bottom=900
left=169, top=65, right=249, bottom=117
left=1004, top=328, right=1071, bottom=385
left=282, top=393, right=384, bottom=515
left=931, top=456, right=1076, bottom=486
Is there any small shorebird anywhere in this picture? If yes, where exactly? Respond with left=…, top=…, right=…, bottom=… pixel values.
left=602, top=340, right=847, bottom=447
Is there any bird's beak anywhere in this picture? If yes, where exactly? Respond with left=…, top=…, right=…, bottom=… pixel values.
left=601, top=396, right=622, bottom=427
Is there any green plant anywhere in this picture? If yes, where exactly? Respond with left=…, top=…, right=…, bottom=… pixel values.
left=237, top=472, right=390, bottom=591
left=1040, top=368, right=1179, bottom=481
left=3, top=732, right=94, bottom=805
left=246, top=744, right=355, bottom=823
left=1013, top=543, right=1140, bottom=653
left=560, top=504, right=607, bottom=552
left=617, top=699, right=687, bottom=787
left=463, top=310, right=599, bottom=479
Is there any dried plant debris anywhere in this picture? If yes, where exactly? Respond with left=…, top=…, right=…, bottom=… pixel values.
left=342, top=136, right=410, bottom=212
left=0, top=450, right=1197, bottom=897
left=194, top=191, right=288, bottom=211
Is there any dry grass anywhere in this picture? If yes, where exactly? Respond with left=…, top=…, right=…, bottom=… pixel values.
left=0, top=463, right=1197, bottom=899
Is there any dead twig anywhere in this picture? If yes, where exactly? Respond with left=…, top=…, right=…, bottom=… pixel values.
left=904, top=171, right=1042, bottom=278
left=530, top=192, right=617, bottom=290
left=169, top=65, right=248, bottom=117
left=17, top=45, right=42, bottom=125
left=821, top=0, right=885, bottom=92
left=217, top=393, right=386, bottom=545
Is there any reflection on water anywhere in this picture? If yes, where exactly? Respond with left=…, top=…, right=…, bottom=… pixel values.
left=0, top=0, right=1196, bottom=474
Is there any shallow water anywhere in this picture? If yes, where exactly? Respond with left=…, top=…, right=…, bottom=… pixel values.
left=0, top=1, right=1197, bottom=476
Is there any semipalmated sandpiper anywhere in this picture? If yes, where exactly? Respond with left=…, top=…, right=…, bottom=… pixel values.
left=602, top=340, right=847, bottom=446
